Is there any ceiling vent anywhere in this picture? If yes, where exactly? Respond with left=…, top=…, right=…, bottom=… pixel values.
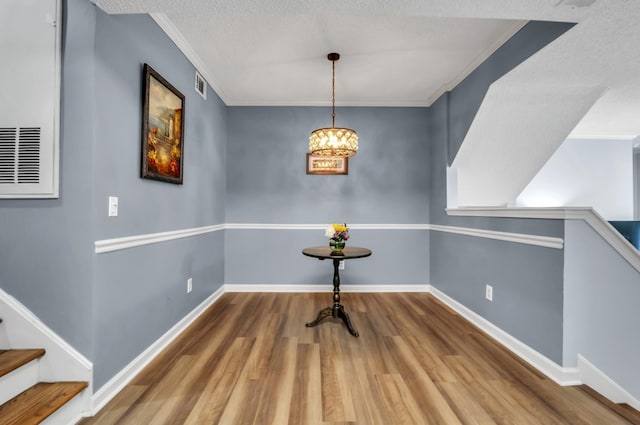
left=195, top=70, right=207, bottom=100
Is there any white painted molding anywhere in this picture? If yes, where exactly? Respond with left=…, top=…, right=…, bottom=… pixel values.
left=94, top=224, right=224, bottom=254
left=225, top=223, right=432, bottom=230
left=90, top=285, right=225, bottom=414
left=150, top=13, right=229, bottom=105
left=87, top=283, right=640, bottom=416
left=447, top=207, right=640, bottom=273
left=430, top=224, right=564, bottom=249
left=566, top=134, right=638, bottom=141
left=428, top=285, right=582, bottom=386
left=0, top=288, right=93, bottom=414
left=95, top=222, right=565, bottom=254
left=0, top=288, right=93, bottom=374
left=224, top=284, right=429, bottom=293
left=226, top=223, right=326, bottom=230
left=447, top=206, right=594, bottom=219
left=578, top=355, right=640, bottom=411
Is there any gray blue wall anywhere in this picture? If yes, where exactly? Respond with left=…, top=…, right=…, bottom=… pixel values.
left=0, top=0, right=227, bottom=390
left=225, top=107, right=430, bottom=286
left=89, top=7, right=227, bottom=388
left=428, top=21, right=569, bottom=362
left=564, top=220, right=640, bottom=399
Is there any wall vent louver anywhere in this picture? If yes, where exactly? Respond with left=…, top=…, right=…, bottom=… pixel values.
left=18, top=127, right=41, bottom=184
left=0, top=128, right=18, bottom=184
left=0, top=127, right=41, bottom=184
left=195, top=70, right=207, bottom=100
left=0, top=0, right=60, bottom=198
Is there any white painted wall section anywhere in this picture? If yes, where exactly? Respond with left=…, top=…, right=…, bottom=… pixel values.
left=454, top=83, right=604, bottom=207
left=517, top=138, right=634, bottom=220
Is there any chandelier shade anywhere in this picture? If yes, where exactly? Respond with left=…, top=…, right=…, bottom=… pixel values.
left=309, top=53, right=358, bottom=158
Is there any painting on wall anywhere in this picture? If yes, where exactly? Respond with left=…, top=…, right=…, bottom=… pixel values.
left=141, top=64, right=185, bottom=184
left=306, top=154, right=349, bottom=175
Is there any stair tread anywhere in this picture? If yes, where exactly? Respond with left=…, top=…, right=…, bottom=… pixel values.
left=0, top=381, right=88, bottom=425
left=0, top=349, right=46, bottom=378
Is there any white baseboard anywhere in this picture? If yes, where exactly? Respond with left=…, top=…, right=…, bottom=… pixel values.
left=428, top=285, right=582, bottom=386
left=0, top=288, right=92, bottom=387
left=88, top=283, right=639, bottom=418
left=90, top=285, right=225, bottom=414
left=224, top=284, right=430, bottom=293
left=578, top=355, right=640, bottom=411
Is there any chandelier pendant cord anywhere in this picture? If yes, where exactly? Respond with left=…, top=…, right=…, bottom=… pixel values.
left=331, top=58, right=336, bottom=128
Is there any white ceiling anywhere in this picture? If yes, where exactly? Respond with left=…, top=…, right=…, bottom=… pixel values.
left=93, top=0, right=640, bottom=207
left=92, top=0, right=640, bottom=138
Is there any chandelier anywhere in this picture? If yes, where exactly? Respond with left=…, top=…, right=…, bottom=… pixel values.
left=309, top=53, right=358, bottom=157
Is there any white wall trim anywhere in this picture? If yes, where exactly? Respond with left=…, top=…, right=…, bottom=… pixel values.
left=428, top=285, right=582, bottom=387
left=225, top=223, right=432, bottom=230
left=0, top=288, right=93, bottom=374
left=430, top=224, right=564, bottom=249
left=94, top=224, right=224, bottom=254
left=226, top=223, right=326, bottom=230
left=96, top=222, right=562, bottom=254
left=447, top=207, right=640, bottom=273
left=87, top=283, right=640, bottom=417
left=578, top=355, right=640, bottom=411
left=90, top=285, right=225, bottom=414
left=224, top=284, right=429, bottom=293
left=0, top=288, right=93, bottom=414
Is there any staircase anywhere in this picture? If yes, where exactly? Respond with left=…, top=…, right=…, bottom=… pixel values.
left=0, top=319, right=88, bottom=425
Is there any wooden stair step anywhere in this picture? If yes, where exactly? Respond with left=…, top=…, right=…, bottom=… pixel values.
left=0, top=381, right=88, bottom=425
left=0, top=349, right=45, bottom=378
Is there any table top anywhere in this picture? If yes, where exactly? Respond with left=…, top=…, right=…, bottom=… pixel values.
left=302, top=246, right=372, bottom=260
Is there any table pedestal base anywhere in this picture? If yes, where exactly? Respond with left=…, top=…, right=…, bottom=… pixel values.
left=305, top=303, right=359, bottom=337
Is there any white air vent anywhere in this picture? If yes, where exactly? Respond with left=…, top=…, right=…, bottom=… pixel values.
left=0, top=127, right=41, bottom=184
left=195, top=70, right=207, bottom=99
left=0, top=0, right=60, bottom=198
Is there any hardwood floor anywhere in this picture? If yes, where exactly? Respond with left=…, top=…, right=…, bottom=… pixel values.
left=80, top=292, right=640, bottom=424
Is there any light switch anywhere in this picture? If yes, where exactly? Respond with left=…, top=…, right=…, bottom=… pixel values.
left=108, top=196, right=118, bottom=217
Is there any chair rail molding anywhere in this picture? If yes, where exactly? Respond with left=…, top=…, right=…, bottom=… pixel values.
left=95, top=222, right=564, bottom=254
left=447, top=207, right=640, bottom=273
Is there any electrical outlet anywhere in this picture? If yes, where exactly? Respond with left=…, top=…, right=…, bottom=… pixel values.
left=187, top=278, right=193, bottom=293
left=485, top=284, right=493, bottom=301
left=339, top=260, right=345, bottom=270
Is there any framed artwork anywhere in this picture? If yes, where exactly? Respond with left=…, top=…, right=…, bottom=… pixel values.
left=306, top=153, right=349, bottom=175
left=141, top=64, right=185, bottom=184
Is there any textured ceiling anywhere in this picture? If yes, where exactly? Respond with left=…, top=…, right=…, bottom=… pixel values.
left=93, top=0, right=640, bottom=207
left=92, top=0, right=640, bottom=137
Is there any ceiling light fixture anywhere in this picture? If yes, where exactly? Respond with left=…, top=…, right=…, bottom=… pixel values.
left=309, top=53, right=358, bottom=157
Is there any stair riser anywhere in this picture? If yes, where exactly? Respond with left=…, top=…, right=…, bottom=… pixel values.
left=41, top=392, right=85, bottom=425
left=0, top=359, right=38, bottom=405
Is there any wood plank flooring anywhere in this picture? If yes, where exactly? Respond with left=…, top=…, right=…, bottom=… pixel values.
left=80, top=292, right=640, bottom=425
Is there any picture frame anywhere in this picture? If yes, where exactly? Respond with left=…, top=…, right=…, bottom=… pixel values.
left=141, top=64, right=185, bottom=184
left=306, top=153, right=349, bottom=175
